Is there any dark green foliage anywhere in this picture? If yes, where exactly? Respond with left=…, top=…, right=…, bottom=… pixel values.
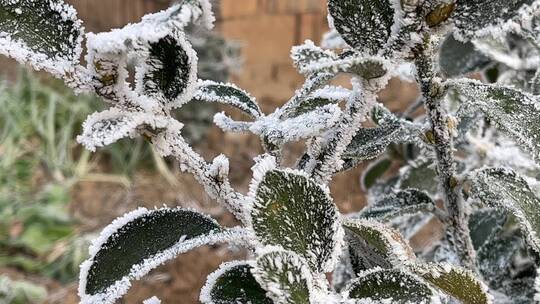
left=439, top=34, right=490, bottom=77
left=193, top=82, right=262, bottom=118
left=202, top=263, right=273, bottom=304
left=454, top=81, right=540, bottom=164
left=360, top=189, right=436, bottom=220
left=344, top=219, right=415, bottom=273
left=143, top=34, right=193, bottom=103
left=254, top=250, right=312, bottom=304
left=469, top=168, right=540, bottom=253
left=453, top=0, right=536, bottom=40
left=84, top=208, right=221, bottom=295
left=0, top=0, right=83, bottom=69
left=412, top=263, right=491, bottom=304
left=251, top=170, right=339, bottom=273
left=360, top=158, right=392, bottom=190
left=328, top=0, right=394, bottom=53
left=346, top=269, right=435, bottom=303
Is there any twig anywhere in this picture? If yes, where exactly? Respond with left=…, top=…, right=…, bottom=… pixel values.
left=154, top=132, right=248, bottom=225
left=414, top=35, right=476, bottom=270
left=308, top=78, right=380, bottom=184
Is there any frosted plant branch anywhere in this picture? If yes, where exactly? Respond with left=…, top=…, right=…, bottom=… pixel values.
left=153, top=130, right=248, bottom=224
left=414, top=35, right=476, bottom=270
left=307, top=78, right=379, bottom=184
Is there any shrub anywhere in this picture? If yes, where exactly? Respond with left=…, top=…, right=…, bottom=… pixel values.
left=0, top=0, right=539, bottom=303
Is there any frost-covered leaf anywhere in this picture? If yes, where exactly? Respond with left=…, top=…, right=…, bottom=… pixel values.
left=253, top=249, right=313, bottom=304
left=193, top=80, right=262, bottom=119
left=79, top=208, right=245, bottom=304
left=454, top=81, right=540, bottom=164
left=360, top=158, right=392, bottom=190
left=360, top=189, right=436, bottom=221
left=468, top=167, right=540, bottom=252
left=86, top=6, right=204, bottom=109
left=343, top=120, right=420, bottom=166
left=251, top=105, right=342, bottom=145
left=286, top=86, right=350, bottom=118
left=0, top=0, right=84, bottom=76
left=251, top=169, right=340, bottom=273
left=453, top=0, right=538, bottom=41
left=344, top=268, right=436, bottom=303
left=77, top=108, right=179, bottom=152
left=138, top=30, right=198, bottom=109
left=200, top=261, right=272, bottom=304
left=468, top=208, right=508, bottom=250
left=439, top=34, right=490, bottom=78
left=296, top=50, right=388, bottom=79
left=291, top=40, right=337, bottom=75
left=477, top=229, right=523, bottom=291
left=398, top=160, right=439, bottom=195
left=411, top=263, right=491, bottom=304
left=343, top=219, right=415, bottom=273
left=328, top=0, right=395, bottom=54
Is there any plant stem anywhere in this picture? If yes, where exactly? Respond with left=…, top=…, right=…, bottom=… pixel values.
left=153, top=132, right=248, bottom=224
left=414, top=37, right=476, bottom=270
left=309, top=78, right=379, bottom=184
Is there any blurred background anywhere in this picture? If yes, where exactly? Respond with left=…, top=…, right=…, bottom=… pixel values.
left=0, top=0, right=419, bottom=303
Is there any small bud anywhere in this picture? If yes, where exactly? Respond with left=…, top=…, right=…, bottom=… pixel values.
left=449, top=176, right=458, bottom=188
left=424, top=130, right=436, bottom=144
left=426, top=2, right=456, bottom=27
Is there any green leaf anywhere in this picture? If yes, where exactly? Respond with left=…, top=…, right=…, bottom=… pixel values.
left=454, top=81, right=540, bottom=164
left=411, top=263, right=491, bottom=304
left=399, top=160, right=439, bottom=195
left=360, top=158, right=392, bottom=190
left=328, top=0, right=395, bottom=54
left=291, top=40, right=338, bottom=75
left=345, top=268, right=435, bottom=303
left=439, top=33, right=490, bottom=77
left=251, top=169, right=340, bottom=273
left=345, top=124, right=402, bottom=161
left=360, top=189, right=436, bottom=221
left=140, top=32, right=198, bottom=109
left=80, top=208, right=235, bottom=303
left=0, top=0, right=83, bottom=75
left=343, top=219, right=415, bottom=272
left=200, top=262, right=273, bottom=304
left=468, top=167, right=540, bottom=252
left=468, top=208, right=508, bottom=250
left=453, top=0, right=537, bottom=40
left=292, top=49, right=388, bottom=79
left=477, top=230, right=523, bottom=290
left=253, top=250, right=312, bottom=304
left=193, top=80, right=262, bottom=119
left=286, top=86, right=349, bottom=118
